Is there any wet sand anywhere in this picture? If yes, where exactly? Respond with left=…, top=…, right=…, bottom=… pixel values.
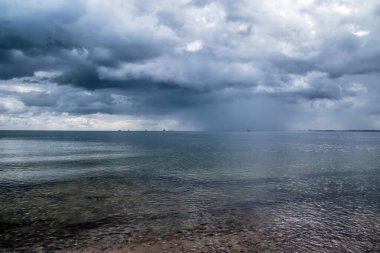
left=2, top=178, right=380, bottom=252
left=75, top=233, right=257, bottom=253
left=57, top=202, right=380, bottom=253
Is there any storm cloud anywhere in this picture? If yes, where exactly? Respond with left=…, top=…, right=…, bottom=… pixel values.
left=0, top=0, right=379, bottom=130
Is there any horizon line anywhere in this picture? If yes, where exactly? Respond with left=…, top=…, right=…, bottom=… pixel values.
left=0, top=129, right=379, bottom=132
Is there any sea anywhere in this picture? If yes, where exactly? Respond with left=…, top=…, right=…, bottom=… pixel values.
left=1, top=131, right=380, bottom=252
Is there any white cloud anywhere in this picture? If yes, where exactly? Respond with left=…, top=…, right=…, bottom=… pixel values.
left=0, top=97, right=25, bottom=113
left=185, top=40, right=203, bottom=52
left=0, top=112, right=187, bottom=131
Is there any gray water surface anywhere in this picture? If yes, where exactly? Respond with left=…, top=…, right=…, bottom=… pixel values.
left=1, top=131, right=380, bottom=252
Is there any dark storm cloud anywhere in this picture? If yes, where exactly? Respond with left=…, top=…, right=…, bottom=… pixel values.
left=0, top=0, right=379, bottom=130
left=0, top=0, right=175, bottom=88
left=0, top=1, right=81, bottom=50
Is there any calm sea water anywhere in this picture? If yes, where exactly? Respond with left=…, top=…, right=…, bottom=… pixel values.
left=1, top=131, right=380, bottom=252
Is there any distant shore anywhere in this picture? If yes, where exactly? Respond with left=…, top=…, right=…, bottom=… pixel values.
left=307, top=129, right=380, bottom=132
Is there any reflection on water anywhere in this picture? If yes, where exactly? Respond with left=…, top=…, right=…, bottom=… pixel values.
left=0, top=131, right=380, bottom=252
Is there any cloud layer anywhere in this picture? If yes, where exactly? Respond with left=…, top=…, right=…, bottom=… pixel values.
left=0, top=0, right=379, bottom=130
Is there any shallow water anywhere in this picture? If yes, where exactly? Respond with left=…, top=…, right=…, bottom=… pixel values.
left=1, top=131, right=380, bottom=252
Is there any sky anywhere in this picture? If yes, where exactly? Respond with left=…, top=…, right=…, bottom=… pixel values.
left=0, top=0, right=379, bottom=130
